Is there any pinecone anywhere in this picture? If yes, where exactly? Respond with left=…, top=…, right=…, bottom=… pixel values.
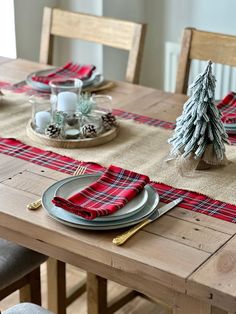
left=45, top=123, right=61, bottom=138
left=81, top=124, right=97, bottom=138
left=101, top=113, right=117, bottom=130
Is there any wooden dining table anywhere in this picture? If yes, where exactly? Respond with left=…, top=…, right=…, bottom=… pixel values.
left=0, top=58, right=236, bottom=314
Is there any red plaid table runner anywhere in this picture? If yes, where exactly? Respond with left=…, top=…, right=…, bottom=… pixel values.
left=0, top=81, right=45, bottom=96
left=1, top=81, right=236, bottom=144
left=0, top=138, right=236, bottom=223
left=32, top=62, right=96, bottom=84
left=53, top=165, right=150, bottom=220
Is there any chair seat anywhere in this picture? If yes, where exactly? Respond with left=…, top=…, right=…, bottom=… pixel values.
left=0, top=239, right=47, bottom=290
left=2, top=303, right=54, bottom=314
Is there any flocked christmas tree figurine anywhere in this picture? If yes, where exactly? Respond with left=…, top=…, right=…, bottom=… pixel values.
left=168, top=60, right=229, bottom=170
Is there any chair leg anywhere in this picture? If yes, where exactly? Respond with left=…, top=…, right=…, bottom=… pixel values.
left=47, top=258, right=66, bottom=314
left=87, top=272, right=107, bottom=314
left=19, top=267, right=41, bottom=305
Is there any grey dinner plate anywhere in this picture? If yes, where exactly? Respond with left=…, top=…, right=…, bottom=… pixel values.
left=42, top=174, right=159, bottom=230
left=54, top=174, right=148, bottom=222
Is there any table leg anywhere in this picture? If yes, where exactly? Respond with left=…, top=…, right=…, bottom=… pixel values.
left=173, top=293, right=211, bottom=314
left=87, top=273, right=107, bottom=314
left=47, top=258, right=66, bottom=314
left=19, top=267, right=41, bottom=305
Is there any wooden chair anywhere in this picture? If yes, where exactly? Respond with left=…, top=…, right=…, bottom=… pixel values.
left=39, top=7, right=146, bottom=84
left=39, top=7, right=146, bottom=313
left=175, top=27, right=236, bottom=94
left=0, top=239, right=47, bottom=306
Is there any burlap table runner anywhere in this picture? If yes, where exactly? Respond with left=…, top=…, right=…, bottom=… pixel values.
left=1, top=93, right=236, bottom=205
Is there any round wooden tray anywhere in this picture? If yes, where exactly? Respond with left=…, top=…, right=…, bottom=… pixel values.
left=26, top=120, right=118, bottom=148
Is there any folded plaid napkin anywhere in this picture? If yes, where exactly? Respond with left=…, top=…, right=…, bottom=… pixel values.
left=217, top=92, right=236, bottom=124
left=32, top=62, right=96, bottom=85
left=52, top=165, right=150, bottom=220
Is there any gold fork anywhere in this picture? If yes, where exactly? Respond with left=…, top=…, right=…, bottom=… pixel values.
left=27, top=165, right=87, bottom=210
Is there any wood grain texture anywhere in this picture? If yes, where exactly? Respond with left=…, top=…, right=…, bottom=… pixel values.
left=87, top=273, right=107, bottom=314
left=39, top=7, right=53, bottom=65
left=1, top=264, right=170, bottom=314
left=188, top=235, right=236, bottom=312
left=175, top=27, right=192, bottom=94
left=0, top=58, right=236, bottom=313
left=0, top=169, right=211, bottom=287
left=0, top=163, right=231, bottom=312
left=39, top=7, right=146, bottom=83
left=173, top=293, right=211, bottom=314
left=47, top=258, right=66, bottom=314
left=175, top=27, right=236, bottom=94
left=144, top=213, right=231, bottom=253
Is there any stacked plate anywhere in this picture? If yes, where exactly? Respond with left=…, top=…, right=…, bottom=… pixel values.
left=42, top=173, right=160, bottom=230
left=223, top=123, right=236, bottom=134
left=26, top=69, right=104, bottom=92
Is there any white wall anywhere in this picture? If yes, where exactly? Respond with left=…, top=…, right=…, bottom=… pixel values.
left=103, top=1, right=167, bottom=88
left=55, top=0, right=103, bottom=73
left=163, top=0, right=236, bottom=41
left=14, top=0, right=236, bottom=89
left=0, top=0, right=16, bottom=58
left=14, top=0, right=57, bottom=61
left=103, top=0, right=146, bottom=83
left=14, top=0, right=103, bottom=72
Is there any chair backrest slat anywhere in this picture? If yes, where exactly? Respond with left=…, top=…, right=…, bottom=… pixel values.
left=175, top=27, right=236, bottom=94
left=40, top=7, right=147, bottom=84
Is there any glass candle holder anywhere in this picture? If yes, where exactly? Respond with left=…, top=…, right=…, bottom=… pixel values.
left=90, top=95, right=116, bottom=131
left=49, top=78, right=83, bottom=138
left=80, top=112, right=103, bottom=138
left=29, top=95, right=52, bottom=134
left=90, top=95, right=112, bottom=113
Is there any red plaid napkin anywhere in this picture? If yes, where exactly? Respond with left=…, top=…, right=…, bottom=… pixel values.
left=217, top=92, right=236, bottom=124
left=52, top=165, right=150, bottom=220
left=32, top=62, right=96, bottom=85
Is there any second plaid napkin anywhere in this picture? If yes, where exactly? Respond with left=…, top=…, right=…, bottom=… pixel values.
left=217, top=92, right=236, bottom=124
left=52, top=165, right=150, bottom=220
left=32, top=61, right=96, bottom=85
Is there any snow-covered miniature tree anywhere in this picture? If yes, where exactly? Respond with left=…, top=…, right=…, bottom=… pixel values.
left=168, top=60, right=229, bottom=170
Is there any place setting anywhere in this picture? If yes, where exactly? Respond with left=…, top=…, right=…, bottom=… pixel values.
left=3, top=61, right=115, bottom=97
left=222, top=114, right=236, bottom=135
left=41, top=165, right=182, bottom=244
left=217, top=91, right=236, bottom=135
left=26, top=61, right=107, bottom=92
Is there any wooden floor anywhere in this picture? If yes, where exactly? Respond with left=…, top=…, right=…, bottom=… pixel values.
left=1, top=263, right=170, bottom=313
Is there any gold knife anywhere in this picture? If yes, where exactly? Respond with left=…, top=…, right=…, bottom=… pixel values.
left=112, top=197, right=183, bottom=246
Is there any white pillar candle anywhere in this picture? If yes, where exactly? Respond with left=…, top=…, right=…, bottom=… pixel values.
left=57, top=91, right=77, bottom=113
left=35, top=111, right=51, bottom=132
